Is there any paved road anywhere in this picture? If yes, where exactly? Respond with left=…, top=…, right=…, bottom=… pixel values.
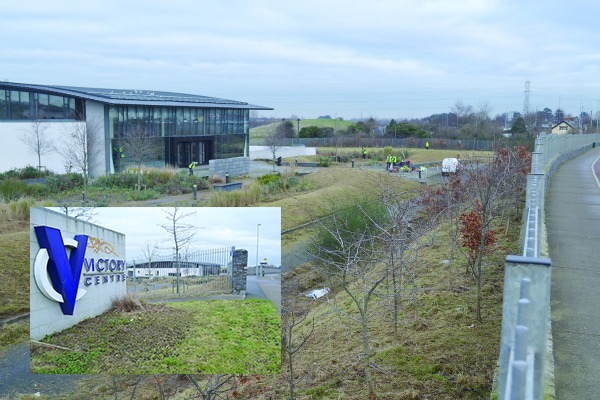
left=546, top=146, right=600, bottom=400
left=0, top=342, right=82, bottom=398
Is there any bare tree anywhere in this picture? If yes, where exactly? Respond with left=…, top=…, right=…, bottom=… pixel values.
left=159, top=208, right=201, bottom=297
left=308, top=199, right=388, bottom=396
left=420, top=172, right=467, bottom=288
left=282, top=278, right=314, bottom=400
left=185, top=374, right=262, bottom=399
left=20, top=119, right=55, bottom=170
left=474, top=101, right=493, bottom=138
left=58, top=206, right=97, bottom=222
left=461, top=151, right=513, bottom=321
left=60, top=117, right=103, bottom=202
left=120, top=122, right=159, bottom=189
left=375, top=182, right=429, bottom=335
left=141, top=239, right=160, bottom=280
left=264, top=125, right=285, bottom=171
left=185, top=374, right=236, bottom=400
left=452, top=100, right=474, bottom=133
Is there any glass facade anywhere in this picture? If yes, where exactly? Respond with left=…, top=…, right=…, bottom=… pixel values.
left=0, top=84, right=258, bottom=174
left=108, top=106, right=248, bottom=139
left=0, top=89, right=82, bottom=121
left=108, top=105, right=249, bottom=170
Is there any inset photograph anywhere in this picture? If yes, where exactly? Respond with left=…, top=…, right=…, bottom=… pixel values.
left=29, top=206, right=281, bottom=374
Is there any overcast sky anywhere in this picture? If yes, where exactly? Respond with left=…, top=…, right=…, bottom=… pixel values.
left=3, top=1, right=600, bottom=119
left=52, top=207, right=281, bottom=266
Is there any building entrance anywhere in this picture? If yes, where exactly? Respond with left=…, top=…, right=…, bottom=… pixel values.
left=172, top=139, right=211, bottom=168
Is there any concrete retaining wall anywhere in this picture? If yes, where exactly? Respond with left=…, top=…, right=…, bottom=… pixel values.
left=249, top=145, right=316, bottom=160
left=209, top=157, right=249, bottom=179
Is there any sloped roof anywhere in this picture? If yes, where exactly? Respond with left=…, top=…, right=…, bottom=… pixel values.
left=0, top=81, right=272, bottom=110
left=550, top=120, right=576, bottom=130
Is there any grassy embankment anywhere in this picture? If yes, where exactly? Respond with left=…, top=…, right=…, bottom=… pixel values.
left=273, top=218, right=516, bottom=399
left=259, top=166, right=516, bottom=399
left=0, top=201, right=32, bottom=352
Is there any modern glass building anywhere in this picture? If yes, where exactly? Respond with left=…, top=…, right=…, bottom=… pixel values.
left=0, top=81, right=271, bottom=174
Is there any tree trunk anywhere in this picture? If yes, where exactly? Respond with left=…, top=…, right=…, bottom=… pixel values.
left=288, top=352, right=295, bottom=400
left=476, top=271, right=482, bottom=322
left=360, top=305, right=374, bottom=395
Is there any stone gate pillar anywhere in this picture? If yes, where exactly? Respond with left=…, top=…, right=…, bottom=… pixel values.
left=231, top=249, right=248, bottom=296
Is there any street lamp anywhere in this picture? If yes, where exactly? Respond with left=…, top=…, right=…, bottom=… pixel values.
left=297, top=118, right=301, bottom=145
left=256, top=224, right=261, bottom=276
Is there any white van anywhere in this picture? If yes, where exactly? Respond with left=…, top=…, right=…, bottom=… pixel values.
left=441, top=158, right=460, bottom=176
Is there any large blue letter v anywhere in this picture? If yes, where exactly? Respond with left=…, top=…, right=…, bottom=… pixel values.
left=34, top=226, right=88, bottom=315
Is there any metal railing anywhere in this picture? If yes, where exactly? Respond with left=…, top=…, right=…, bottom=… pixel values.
left=127, top=247, right=233, bottom=300
left=252, top=136, right=499, bottom=151
left=498, top=133, right=600, bottom=399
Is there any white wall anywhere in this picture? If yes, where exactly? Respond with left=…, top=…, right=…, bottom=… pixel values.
left=249, top=145, right=316, bottom=160
left=0, top=121, right=79, bottom=174
left=85, top=101, right=108, bottom=177
left=128, top=267, right=207, bottom=278
left=1, top=100, right=107, bottom=177
left=30, top=208, right=126, bottom=340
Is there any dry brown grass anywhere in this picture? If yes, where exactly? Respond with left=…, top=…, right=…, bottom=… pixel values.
left=267, top=168, right=422, bottom=230
left=110, top=292, right=168, bottom=313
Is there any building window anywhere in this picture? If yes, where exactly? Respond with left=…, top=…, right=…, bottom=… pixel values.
left=0, top=90, right=7, bottom=119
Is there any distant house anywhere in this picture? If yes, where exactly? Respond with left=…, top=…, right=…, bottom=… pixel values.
left=550, top=120, right=578, bottom=134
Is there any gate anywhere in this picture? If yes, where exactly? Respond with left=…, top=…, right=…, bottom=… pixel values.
left=127, top=247, right=234, bottom=300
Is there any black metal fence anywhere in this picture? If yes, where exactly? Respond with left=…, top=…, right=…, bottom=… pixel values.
left=252, top=136, right=530, bottom=152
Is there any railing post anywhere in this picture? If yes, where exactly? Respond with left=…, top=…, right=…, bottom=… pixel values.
left=498, top=256, right=551, bottom=399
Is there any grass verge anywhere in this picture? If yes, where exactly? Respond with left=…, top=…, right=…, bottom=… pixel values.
left=29, top=299, right=280, bottom=375
left=168, top=299, right=280, bottom=374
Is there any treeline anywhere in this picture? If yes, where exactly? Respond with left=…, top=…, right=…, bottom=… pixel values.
left=253, top=101, right=598, bottom=142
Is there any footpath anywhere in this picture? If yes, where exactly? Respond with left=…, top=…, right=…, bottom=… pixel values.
left=546, top=146, right=600, bottom=399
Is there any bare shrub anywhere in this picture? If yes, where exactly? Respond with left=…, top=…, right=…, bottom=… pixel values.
left=111, top=293, right=143, bottom=312
left=210, top=176, right=224, bottom=184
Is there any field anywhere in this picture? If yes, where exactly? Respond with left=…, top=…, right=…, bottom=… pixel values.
left=250, top=118, right=354, bottom=139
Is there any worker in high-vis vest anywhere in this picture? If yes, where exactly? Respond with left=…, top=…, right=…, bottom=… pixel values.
left=362, top=147, right=367, bottom=159
left=188, top=161, right=197, bottom=175
left=113, top=146, right=125, bottom=158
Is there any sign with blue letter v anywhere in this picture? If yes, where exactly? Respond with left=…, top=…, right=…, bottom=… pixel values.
left=34, top=226, right=88, bottom=315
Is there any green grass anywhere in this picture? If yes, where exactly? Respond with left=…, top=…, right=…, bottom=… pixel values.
left=29, top=299, right=280, bottom=375
left=250, top=118, right=354, bottom=139
left=169, top=299, right=280, bottom=374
